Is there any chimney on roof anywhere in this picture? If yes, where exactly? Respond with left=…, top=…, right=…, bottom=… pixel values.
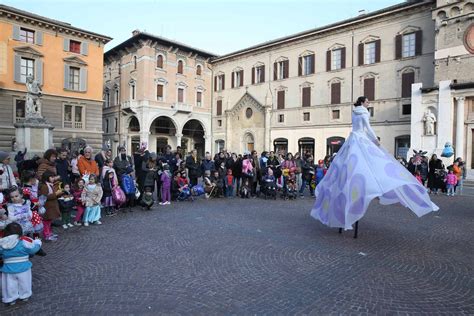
left=132, top=29, right=140, bottom=36
left=358, top=9, right=366, bottom=16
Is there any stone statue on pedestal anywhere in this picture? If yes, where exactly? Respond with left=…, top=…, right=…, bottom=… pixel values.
left=25, top=75, right=43, bottom=119
left=423, top=109, right=436, bottom=136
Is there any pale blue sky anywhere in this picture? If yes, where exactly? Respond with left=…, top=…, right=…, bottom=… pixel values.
left=2, top=0, right=402, bottom=55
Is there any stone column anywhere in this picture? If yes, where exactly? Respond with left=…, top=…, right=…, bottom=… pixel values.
left=140, top=131, right=150, bottom=149
left=204, top=134, right=212, bottom=154
left=264, top=106, right=271, bottom=151
left=225, top=111, right=230, bottom=150
left=455, top=96, right=465, bottom=158
left=437, top=80, right=453, bottom=150
left=175, top=133, right=183, bottom=149
left=409, top=83, right=423, bottom=157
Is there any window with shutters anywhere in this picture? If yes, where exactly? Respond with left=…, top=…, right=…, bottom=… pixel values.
left=130, top=82, right=136, bottom=100
left=255, top=66, right=264, bottom=84
left=402, top=104, right=411, bottom=115
left=105, top=119, right=109, bottom=133
left=157, top=84, right=164, bottom=101
left=114, top=89, right=119, bottom=105
left=365, top=42, right=376, bottom=65
left=15, top=99, right=26, bottom=123
left=401, top=71, right=415, bottom=98
left=277, top=61, right=288, bottom=80
left=303, top=112, right=310, bottom=121
left=114, top=118, right=118, bottom=133
left=402, top=33, right=416, bottom=58
left=177, top=88, right=184, bottom=103
left=302, top=86, right=311, bottom=107
left=104, top=90, right=110, bottom=108
left=303, top=55, right=314, bottom=75
left=278, top=114, right=284, bottom=123
left=20, top=28, right=35, bottom=44
left=331, top=82, right=341, bottom=104
left=196, top=65, right=202, bottom=76
left=20, top=57, right=35, bottom=83
left=69, top=40, right=81, bottom=54
left=277, top=90, right=285, bottom=109
left=217, top=120, right=222, bottom=127
left=196, top=91, right=202, bottom=107
left=69, top=67, right=80, bottom=91
left=332, top=49, right=342, bottom=70
left=177, top=60, right=184, bottom=74
left=63, top=104, right=84, bottom=129
left=218, top=74, right=225, bottom=90
left=216, top=100, right=222, bottom=116
left=157, top=55, right=164, bottom=68
left=332, top=110, right=340, bottom=120
left=234, top=71, right=242, bottom=88
left=363, top=77, right=375, bottom=101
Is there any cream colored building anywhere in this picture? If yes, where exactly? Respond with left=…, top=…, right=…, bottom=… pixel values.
left=411, top=0, right=474, bottom=174
left=103, top=30, right=215, bottom=157
left=211, top=0, right=436, bottom=159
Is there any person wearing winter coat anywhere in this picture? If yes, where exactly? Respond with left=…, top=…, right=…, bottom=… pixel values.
left=55, top=148, right=71, bottom=185
left=38, top=171, right=63, bottom=241
left=185, top=149, right=201, bottom=187
left=35, top=149, right=58, bottom=181
left=0, top=222, right=42, bottom=305
left=114, top=146, right=134, bottom=181
left=0, top=151, right=17, bottom=193
left=78, top=147, right=99, bottom=177
left=81, top=174, right=103, bottom=226
left=142, top=153, right=158, bottom=193
left=201, top=152, right=215, bottom=180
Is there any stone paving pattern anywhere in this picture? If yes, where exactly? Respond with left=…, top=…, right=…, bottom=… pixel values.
left=1, top=194, right=473, bottom=315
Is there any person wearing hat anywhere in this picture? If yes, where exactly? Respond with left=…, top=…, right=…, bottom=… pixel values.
left=142, top=152, right=158, bottom=194
left=113, top=146, right=134, bottom=181
left=0, top=151, right=17, bottom=193
left=95, top=144, right=112, bottom=178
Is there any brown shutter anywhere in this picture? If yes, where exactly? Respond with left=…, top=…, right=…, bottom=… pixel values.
left=341, top=47, right=346, bottom=69
left=197, top=91, right=202, bottom=102
left=240, top=70, right=244, bottom=86
left=251, top=67, right=255, bottom=84
left=415, top=30, right=423, bottom=56
left=274, top=62, right=278, bottom=80
left=284, top=60, right=289, bottom=79
left=375, top=39, right=381, bottom=63
left=217, top=100, right=222, bottom=116
left=298, top=57, right=302, bottom=76
left=277, top=90, right=285, bottom=109
left=222, top=74, right=225, bottom=90
left=214, top=76, right=217, bottom=92
left=395, top=34, right=402, bottom=60
left=157, top=55, right=163, bottom=68
left=302, top=87, right=311, bottom=107
left=231, top=71, right=235, bottom=88
left=178, top=61, right=183, bottom=74
left=364, top=78, right=375, bottom=101
left=326, top=50, right=331, bottom=71
left=358, top=43, right=364, bottom=66
left=157, top=85, right=163, bottom=98
left=261, top=65, right=265, bottom=82
left=401, top=72, right=415, bottom=98
left=331, top=82, right=341, bottom=104
left=310, top=54, right=315, bottom=74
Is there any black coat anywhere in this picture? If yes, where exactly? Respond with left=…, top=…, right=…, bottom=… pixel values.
left=428, top=159, right=444, bottom=189
left=185, top=155, right=201, bottom=178
left=56, top=158, right=70, bottom=185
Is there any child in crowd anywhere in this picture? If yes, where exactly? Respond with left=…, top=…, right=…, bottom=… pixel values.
left=0, top=222, right=42, bottom=305
left=140, top=187, right=154, bottom=210
left=315, top=160, right=326, bottom=185
left=203, top=170, right=215, bottom=199
left=22, top=170, right=39, bottom=201
left=171, top=173, right=180, bottom=201
left=415, top=170, right=423, bottom=184
left=72, top=179, right=85, bottom=226
left=262, top=168, right=277, bottom=198
left=445, top=169, right=458, bottom=196
left=102, top=170, right=117, bottom=217
left=121, top=168, right=136, bottom=212
left=212, top=170, right=224, bottom=198
left=240, top=179, right=250, bottom=199
left=177, top=171, right=192, bottom=201
left=58, top=184, right=75, bottom=229
left=82, top=174, right=103, bottom=226
left=285, top=171, right=298, bottom=200
left=39, top=171, right=63, bottom=241
left=225, top=169, right=234, bottom=198
left=160, top=164, right=172, bottom=205
left=7, top=187, right=34, bottom=236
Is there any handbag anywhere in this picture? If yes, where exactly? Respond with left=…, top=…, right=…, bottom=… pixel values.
left=112, top=186, right=126, bottom=206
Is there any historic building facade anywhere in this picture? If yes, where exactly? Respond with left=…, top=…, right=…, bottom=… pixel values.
left=0, top=4, right=111, bottom=152
left=411, top=0, right=474, bottom=172
left=211, top=0, right=436, bottom=159
left=103, top=31, right=215, bottom=157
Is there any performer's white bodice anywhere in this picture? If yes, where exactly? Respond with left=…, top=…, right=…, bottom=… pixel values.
left=351, top=106, right=377, bottom=141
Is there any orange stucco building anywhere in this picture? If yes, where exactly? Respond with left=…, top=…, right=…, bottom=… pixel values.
left=0, top=4, right=111, bottom=152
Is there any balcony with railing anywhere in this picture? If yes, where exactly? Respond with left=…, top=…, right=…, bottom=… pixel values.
left=64, top=121, right=83, bottom=129
left=172, top=103, right=193, bottom=113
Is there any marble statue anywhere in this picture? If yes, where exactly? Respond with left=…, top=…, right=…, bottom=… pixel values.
left=422, top=109, right=436, bottom=136
left=25, top=76, right=43, bottom=119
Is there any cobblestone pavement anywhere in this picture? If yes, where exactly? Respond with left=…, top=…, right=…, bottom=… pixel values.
left=1, top=193, right=473, bottom=315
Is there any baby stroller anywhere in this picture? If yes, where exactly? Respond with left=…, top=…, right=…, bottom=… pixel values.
left=177, top=186, right=194, bottom=201
left=281, top=178, right=298, bottom=200
left=261, top=179, right=277, bottom=200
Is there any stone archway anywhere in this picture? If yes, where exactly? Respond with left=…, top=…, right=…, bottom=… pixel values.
left=149, top=116, right=178, bottom=153
left=182, top=119, right=205, bottom=157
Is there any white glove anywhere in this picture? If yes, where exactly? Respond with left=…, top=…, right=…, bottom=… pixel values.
left=33, top=239, right=42, bottom=247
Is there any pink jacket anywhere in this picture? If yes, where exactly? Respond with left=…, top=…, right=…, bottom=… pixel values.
left=445, top=173, right=458, bottom=185
left=242, top=159, right=253, bottom=174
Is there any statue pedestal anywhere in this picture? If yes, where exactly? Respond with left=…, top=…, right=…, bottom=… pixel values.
left=15, top=117, right=54, bottom=154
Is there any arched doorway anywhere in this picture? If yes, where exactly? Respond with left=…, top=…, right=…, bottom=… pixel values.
left=149, top=116, right=177, bottom=154
left=243, top=132, right=254, bottom=152
left=128, top=116, right=140, bottom=133
left=182, top=119, right=205, bottom=157
left=273, top=138, right=288, bottom=155
left=298, top=137, right=315, bottom=157
left=128, top=116, right=141, bottom=154
left=326, top=136, right=345, bottom=156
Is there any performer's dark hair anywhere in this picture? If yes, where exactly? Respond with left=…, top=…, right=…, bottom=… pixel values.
left=354, top=96, right=368, bottom=107
left=4, top=222, right=23, bottom=237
